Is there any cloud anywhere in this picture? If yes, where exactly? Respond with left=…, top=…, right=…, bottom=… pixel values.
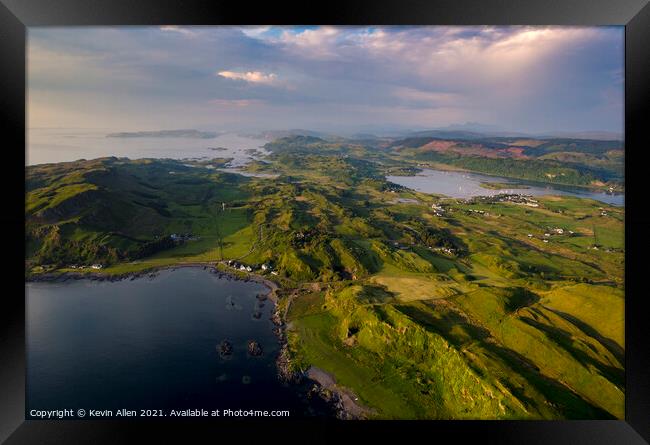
left=392, top=87, right=462, bottom=107
left=217, top=70, right=278, bottom=84
left=27, top=26, right=624, bottom=134
left=208, top=98, right=265, bottom=107
left=278, top=27, right=341, bottom=58
left=344, top=27, right=605, bottom=90
left=159, top=26, right=196, bottom=37
left=240, top=26, right=271, bottom=38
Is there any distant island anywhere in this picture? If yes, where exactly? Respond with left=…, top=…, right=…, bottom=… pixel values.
left=107, top=129, right=219, bottom=139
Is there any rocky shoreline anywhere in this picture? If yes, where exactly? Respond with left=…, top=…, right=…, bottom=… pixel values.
left=26, top=262, right=362, bottom=419
left=26, top=263, right=278, bottom=295
left=271, top=297, right=367, bottom=419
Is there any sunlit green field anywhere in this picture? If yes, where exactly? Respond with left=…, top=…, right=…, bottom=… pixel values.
left=26, top=136, right=624, bottom=419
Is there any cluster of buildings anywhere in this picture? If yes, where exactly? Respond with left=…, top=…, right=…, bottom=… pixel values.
left=469, top=193, right=540, bottom=207
left=526, top=227, right=574, bottom=244
left=170, top=233, right=199, bottom=242
left=495, top=194, right=540, bottom=207
left=430, top=246, right=456, bottom=255
left=225, top=260, right=276, bottom=275
left=68, top=264, right=103, bottom=270
left=466, top=208, right=490, bottom=217
left=430, top=203, right=446, bottom=217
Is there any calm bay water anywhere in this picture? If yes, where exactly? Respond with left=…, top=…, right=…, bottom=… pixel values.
left=27, top=128, right=268, bottom=167
left=387, top=168, right=624, bottom=206
left=28, top=129, right=622, bottom=206
left=26, top=267, right=308, bottom=417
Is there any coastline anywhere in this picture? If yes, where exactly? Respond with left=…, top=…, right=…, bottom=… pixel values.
left=26, top=262, right=278, bottom=298
left=25, top=262, right=361, bottom=419
left=390, top=163, right=624, bottom=194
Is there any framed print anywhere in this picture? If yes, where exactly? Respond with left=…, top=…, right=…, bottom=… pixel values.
left=1, top=0, right=649, bottom=443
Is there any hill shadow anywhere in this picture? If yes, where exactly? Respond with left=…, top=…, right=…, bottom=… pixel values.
left=395, top=301, right=617, bottom=419
left=543, top=307, right=624, bottom=365
left=519, top=316, right=624, bottom=389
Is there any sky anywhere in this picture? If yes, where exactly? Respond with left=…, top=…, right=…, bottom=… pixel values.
left=28, top=26, right=624, bottom=135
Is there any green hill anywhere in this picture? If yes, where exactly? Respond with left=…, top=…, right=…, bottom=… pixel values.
left=25, top=137, right=624, bottom=420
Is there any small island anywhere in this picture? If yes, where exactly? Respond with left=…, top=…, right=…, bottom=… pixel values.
left=479, top=181, right=530, bottom=190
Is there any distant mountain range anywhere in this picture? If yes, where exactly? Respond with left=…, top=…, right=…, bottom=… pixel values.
left=384, top=125, right=623, bottom=142
left=106, top=126, right=622, bottom=142
left=249, top=124, right=622, bottom=142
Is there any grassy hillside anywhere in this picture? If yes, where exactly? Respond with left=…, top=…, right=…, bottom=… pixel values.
left=386, top=136, right=623, bottom=188
left=26, top=136, right=624, bottom=419
left=26, top=157, right=250, bottom=269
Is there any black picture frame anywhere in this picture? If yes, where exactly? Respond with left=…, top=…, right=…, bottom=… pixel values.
left=1, top=1, right=649, bottom=443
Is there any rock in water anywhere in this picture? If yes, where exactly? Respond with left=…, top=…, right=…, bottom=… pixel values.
left=216, top=373, right=228, bottom=382
left=218, top=340, right=233, bottom=357
left=247, top=340, right=263, bottom=356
